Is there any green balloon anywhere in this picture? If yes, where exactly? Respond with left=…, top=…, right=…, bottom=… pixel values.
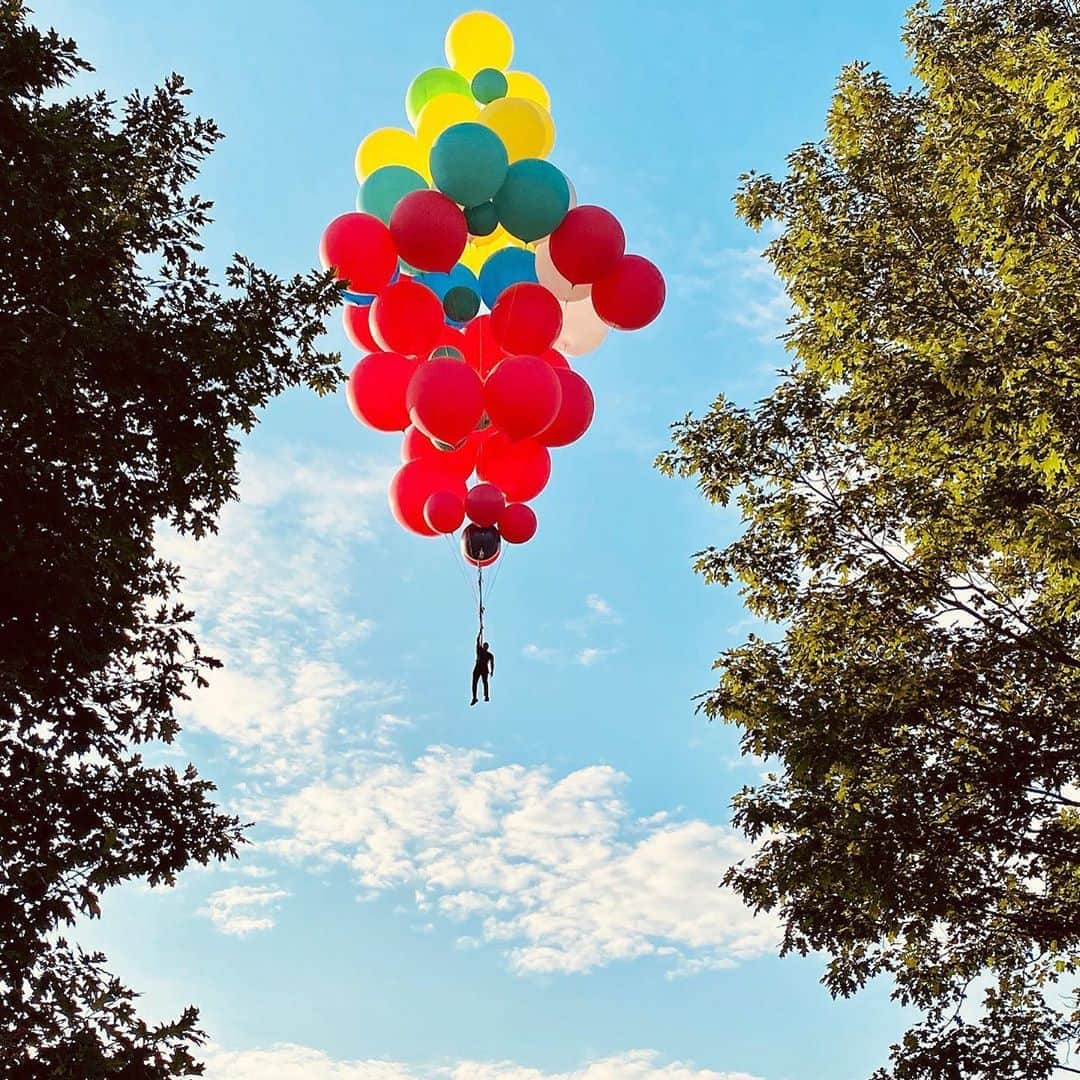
left=358, top=165, right=427, bottom=224
left=465, top=201, right=499, bottom=237
left=444, top=286, right=481, bottom=322
left=405, top=68, right=471, bottom=127
left=494, top=159, right=571, bottom=243
left=430, top=123, right=509, bottom=208
left=471, top=67, right=508, bottom=105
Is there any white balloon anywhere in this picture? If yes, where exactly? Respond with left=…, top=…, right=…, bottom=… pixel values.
left=535, top=239, right=591, bottom=302
left=555, top=297, right=609, bottom=357
left=566, top=178, right=578, bottom=210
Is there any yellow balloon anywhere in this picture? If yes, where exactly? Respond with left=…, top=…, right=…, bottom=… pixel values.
left=415, top=92, right=481, bottom=148
left=444, top=11, right=514, bottom=79
left=459, top=242, right=489, bottom=274
left=355, top=127, right=429, bottom=182
left=505, top=70, right=551, bottom=112
left=472, top=224, right=524, bottom=251
left=478, top=97, right=556, bottom=162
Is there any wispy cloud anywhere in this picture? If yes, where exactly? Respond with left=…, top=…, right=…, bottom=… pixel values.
left=585, top=594, right=620, bottom=622
left=200, top=884, right=290, bottom=936
left=576, top=647, right=617, bottom=667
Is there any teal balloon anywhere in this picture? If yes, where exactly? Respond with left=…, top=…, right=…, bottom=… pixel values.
left=444, top=285, right=480, bottom=322
left=494, top=159, right=571, bottom=243
left=465, top=201, right=499, bottom=237
left=478, top=247, right=537, bottom=308
left=471, top=67, right=508, bottom=104
left=358, top=165, right=427, bottom=224
left=430, top=123, right=509, bottom=209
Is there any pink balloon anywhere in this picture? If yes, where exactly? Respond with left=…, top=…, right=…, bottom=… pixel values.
left=424, top=490, right=466, bottom=534
left=320, top=212, right=398, bottom=293
left=535, top=239, right=591, bottom=302
left=499, top=502, right=537, bottom=544
left=548, top=206, right=625, bottom=285
left=390, top=190, right=468, bottom=272
left=490, top=283, right=564, bottom=355
left=554, top=297, right=609, bottom=357
left=401, top=425, right=479, bottom=478
left=372, top=279, right=445, bottom=357
left=389, top=459, right=466, bottom=537
left=591, top=254, right=666, bottom=331
left=346, top=351, right=418, bottom=432
left=484, top=355, right=562, bottom=441
left=343, top=304, right=379, bottom=352
left=477, top=433, right=551, bottom=502
left=465, top=482, right=506, bottom=527
left=407, top=357, right=485, bottom=446
left=537, top=369, right=595, bottom=447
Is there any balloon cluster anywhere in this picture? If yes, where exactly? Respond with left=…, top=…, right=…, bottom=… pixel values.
left=320, top=11, right=665, bottom=567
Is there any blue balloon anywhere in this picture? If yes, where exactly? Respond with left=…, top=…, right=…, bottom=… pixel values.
left=419, top=264, right=482, bottom=326
left=478, top=248, right=537, bottom=309
left=341, top=289, right=377, bottom=306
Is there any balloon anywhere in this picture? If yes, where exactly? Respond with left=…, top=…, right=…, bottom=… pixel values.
left=566, top=178, right=578, bottom=210
left=472, top=67, right=508, bottom=104
left=389, top=190, right=467, bottom=272
left=461, top=314, right=506, bottom=378
left=555, top=297, right=610, bottom=357
left=461, top=523, right=501, bottom=566
left=478, top=97, right=555, bottom=161
left=356, top=127, right=429, bottom=181
left=505, top=70, right=551, bottom=111
left=429, top=123, right=509, bottom=208
left=358, top=165, right=428, bottom=224
left=478, top=246, right=537, bottom=308
left=494, top=159, right=570, bottom=242
left=484, top=355, right=562, bottom=441
left=459, top=242, right=489, bottom=274
left=445, top=11, right=514, bottom=78
left=424, top=490, right=466, bottom=534
left=465, top=482, right=506, bottom=527
left=490, top=282, right=563, bottom=354
left=499, top=502, right=537, bottom=544
left=548, top=206, right=626, bottom=286
left=592, top=254, right=666, bottom=330
left=371, top=279, right=445, bottom=356
left=416, top=92, right=480, bottom=147
left=465, top=201, right=499, bottom=237
left=535, top=239, right=591, bottom=301
left=402, top=425, right=479, bottom=479
left=539, top=347, right=569, bottom=369
left=536, top=368, right=594, bottom=447
left=445, top=285, right=480, bottom=322
left=390, top=458, right=466, bottom=537
left=406, top=68, right=472, bottom=128
left=477, top=433, right=551, bottom=502
left=346, top=352, right=417, bottom=432
left=343, top=303, right=379, bottom=352
left=320, top=213, right=398, bottom=294
left=407, top=356, right=485, bottom=445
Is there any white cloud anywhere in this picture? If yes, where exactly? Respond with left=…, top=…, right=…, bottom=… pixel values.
left=585, top=594, right=620, bottom=622
left=201, top=1045, right=764, bottom=1080
left=200, top=884, right=290, bottom=936
left=576, top=648, right=617, bottom=667
left=522, top=644, right=560, bottom=663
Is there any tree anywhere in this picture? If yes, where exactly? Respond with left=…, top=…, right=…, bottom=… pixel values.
left=0, top=5, right=340, bottom=1075
left=658, top=1, right=1079, bottom=1076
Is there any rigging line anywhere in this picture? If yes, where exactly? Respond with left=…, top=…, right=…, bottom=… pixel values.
left=443, top=531, right=478, bottom=602
left=485, top=542, right=509, bottom=605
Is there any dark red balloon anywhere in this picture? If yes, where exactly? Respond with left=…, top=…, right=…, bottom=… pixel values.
left=461, top=315, right=506, bottom=378
left=372, top=279, right=445, bottom=357
left=484, top=355, right=562, bottom=441
left=346, top=351, right=418, bottom=432
left=407, top=357, right=485, bottom=446
left=499, top=502, right=537, bottom=544
left=490, top=283, right=563, bottom=355
left=390, top=190, right=468, bottom=272
left=591, top=254, right=666, bottom=331
left=401, top=425, right=479, bottom=478
left=461, top=523, right=501, bottom=567
left=320, top=212, right=398, bottom=293
left=465, top=483, right=506, bottom=527
left=477, top=433, right=551, bottom=502
left=539, top=347, right=569, bottom=369
left=536, top=369, right=595, bottom=447
left=549, top=206, right=626, bottom=285
left=424, top=490, right=465, bottom=534
left=343, top=304, right=379, bottom=352
left=389, top=459, right=466, bottom=536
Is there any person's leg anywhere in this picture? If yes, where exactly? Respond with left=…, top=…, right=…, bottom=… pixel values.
left=481, top=671, right=490, bottom=701
left=471, top=668, right=480, bottom=705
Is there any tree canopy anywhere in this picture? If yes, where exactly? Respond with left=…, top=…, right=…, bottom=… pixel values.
left=0, top=4, right=339, bottom=1074
left=659, top=0, right=1079, bottom=1076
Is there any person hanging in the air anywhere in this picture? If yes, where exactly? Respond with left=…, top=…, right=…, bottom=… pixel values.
left=471, top=631, right=495, bottom=705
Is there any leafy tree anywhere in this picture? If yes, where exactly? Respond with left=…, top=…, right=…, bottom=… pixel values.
left=659, top=1, right=1079, bottom=1076
left=0, top=4, right=339, bottom=1075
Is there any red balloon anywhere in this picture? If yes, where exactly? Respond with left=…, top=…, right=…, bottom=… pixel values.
left=539, top=347, right=569, bottom=369
left=549, top=206, right=626, bottom=285
left=320, top=212, right=398, bottom=293
left=343, top=303, right=379, bottom=352
left=491, top=283, right=564, bottom=355
left=407, top=357, right=485, bottom=446
left=389, top=459, right=466, bottom=536
left=537, top=369, right=595, bottom=447
left=372, top=279, right=445, bottom=357
left=477, top=433, right=551, bottom=502
left=591, top=254, right=666, bottom=331
left=390, top=190, right=468, bottom=272
left=424, top=490, right=465, bottom=534
left=461, top=315, right=505, bottom=378
left=484, top=355, right=562, bottom=441
left=346, top=351, right=418, bottom=432
left=499, top=502, right=537, bottom=544
left=465, top=482, right=506, bottom=527
left=401, top=425, right=479, bottom=478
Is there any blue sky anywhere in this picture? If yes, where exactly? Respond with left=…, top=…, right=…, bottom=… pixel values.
left=35, top=2, right=919, bottom=1077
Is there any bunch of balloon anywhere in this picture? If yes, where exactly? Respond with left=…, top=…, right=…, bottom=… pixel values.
left=321, top=10, right=666, bottom=567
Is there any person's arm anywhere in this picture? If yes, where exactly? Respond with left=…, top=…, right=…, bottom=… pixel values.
left=489, top=651, right=495, bottom=676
